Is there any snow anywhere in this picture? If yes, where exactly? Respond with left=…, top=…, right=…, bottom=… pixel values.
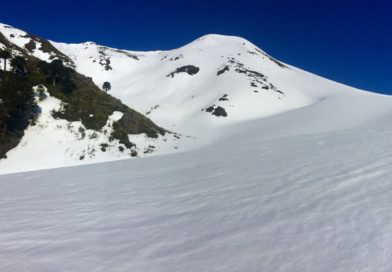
left=51, top=35, right=317, bottom=134
left=0, top=23, right=30, bottom=49
left=0, top=23, right=53, bottom=62
left=0, top=88, right=115, bottom=173
left=1, top=22, right=392, bottom=271
left=50, top=33, right=382, bottom=139
left=1, top=90, right=392, bottom=271
left=2, top=23, right=383, bottom=173
left=0, top=88, right=178, bottom=174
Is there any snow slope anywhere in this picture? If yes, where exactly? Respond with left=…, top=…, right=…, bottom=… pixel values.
left=51, top=35, right=322, bottom=133
left=0, top=23, right=189, bottom=173
left=1, top=91, right=392, bottom=271
left=0, top=23, right=72, bottom=66
left=51, top=33, right=385, bottom=137
left=2, top=22, right=392, bottom=272
left=1, top=23, right=387, bottom=174
left=0, top=87, right=186, bottom=174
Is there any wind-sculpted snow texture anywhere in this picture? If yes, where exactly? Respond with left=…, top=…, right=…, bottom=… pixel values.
left=1, top=91, right=392, bottom=271
left=2, top=22, right=392, bottom=271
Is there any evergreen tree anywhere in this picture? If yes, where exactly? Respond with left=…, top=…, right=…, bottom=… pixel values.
left=62, top=76, right=77, bottom=95
left=37, top=59, right=75, bottom=94
left=0, top=50, right=11, bottom=71
left=0, top=73, right=36, bottom=131
left=11, top=56, right=27, bottom=76
left=103, top=81, right=111, bottom=93
left=37, top=60, right=50, bottom=75
left=49, top=59, right=64, bottom=86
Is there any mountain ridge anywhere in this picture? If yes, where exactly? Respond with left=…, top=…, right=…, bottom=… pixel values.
left=0, top=23, right=185, bottom=173
left=0, top=22, right=389, bottom=174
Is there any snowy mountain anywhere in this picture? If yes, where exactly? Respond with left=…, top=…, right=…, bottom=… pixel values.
left=0, top=22, right=390, bottom=174
left=0, top=23, right=184, bottom=174
left=1, top=23, right=392, bottom=271
left=1, top=71, right=392, bottom=271
left=51, top=33, right=382, bottom=135
left=51, top=34, right=314, bottom=133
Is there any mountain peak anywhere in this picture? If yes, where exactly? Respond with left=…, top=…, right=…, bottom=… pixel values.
left=191, top=33, right=256, bottom=46
left=0, top=21, right=379, bottom=174
left=177, top=33, right=267, bottom=57
left=83, top=41, right=97, bottom=46
left=197, top=33, right=247, bottom=42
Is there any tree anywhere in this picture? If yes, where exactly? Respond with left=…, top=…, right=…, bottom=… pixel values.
left=62, top=76, right=77, bottom=95
left=102, top=81, right=111, bottom=93
left=0, top=50, right=11, bottom=71
left=37, top=60, right=49, bottom=74
left=49, top=59, right=64, bottom=86
left=11, top=56, right=27, bottom=76
left=0, top=73, right=36, bottom=131
left=37, top=59, right=75, bottom=94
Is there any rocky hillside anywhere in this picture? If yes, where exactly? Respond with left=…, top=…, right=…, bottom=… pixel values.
left=52, top=34, right=315, bottom=134
left=0, top=22, right=377, bottom=173
left=0, top=23, right=182, bottom=173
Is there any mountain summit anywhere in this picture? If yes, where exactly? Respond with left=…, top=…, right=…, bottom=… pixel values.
left=2, top=22, right=392, bottom=272
left=0, top=23, right=389, bottom=173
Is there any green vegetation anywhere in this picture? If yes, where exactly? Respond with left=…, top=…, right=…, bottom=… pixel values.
left=0, top=71, right=39, bottom=158
left=22, top=33, right=75, bottom=67
left=37, top=59, right=75, bottom=88
left=111, top=121, right=135, bottom=148
left=10, top=56, right=27, bottom=76
left=0, top=42, right=165, bottom=158
left=45, top=63, right=165, bottom=138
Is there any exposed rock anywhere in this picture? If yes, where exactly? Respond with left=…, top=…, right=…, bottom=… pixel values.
left=167, top=65, right=200, bottom=78
left=97, top=50, right=113, bottom=71
left=24, top=39, right=36, bottom=52
left=212, top=106, right=227, bottom=117
left=218, top=94, right=229, bottom=101
left=254, top=47, right=288, bottom=69
left=22, top=33, right=75, bottom=67
left=227, top=57, right=284, bottom=96
left=204, top=105, right=228, bottom=117
left=217, top=66, right=230, bottom=76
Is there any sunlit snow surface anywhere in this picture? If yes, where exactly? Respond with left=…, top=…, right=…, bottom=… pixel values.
left=1, top=92, right=392, bottom=271
left=2, top=23, right=392, bottom=271
left=0, top=23, right=386, bottom=173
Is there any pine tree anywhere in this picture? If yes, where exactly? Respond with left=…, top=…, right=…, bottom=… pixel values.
left=103, top=81, right=111, bottom=93
left=49, top=59, right=64, bottom=86
left=0, top=50, right=11, bottom=71
left=11, top=56, right=27, bottom=76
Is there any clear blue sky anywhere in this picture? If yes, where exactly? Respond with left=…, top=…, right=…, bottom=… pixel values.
left=2, top=0, right=391, bottom=94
